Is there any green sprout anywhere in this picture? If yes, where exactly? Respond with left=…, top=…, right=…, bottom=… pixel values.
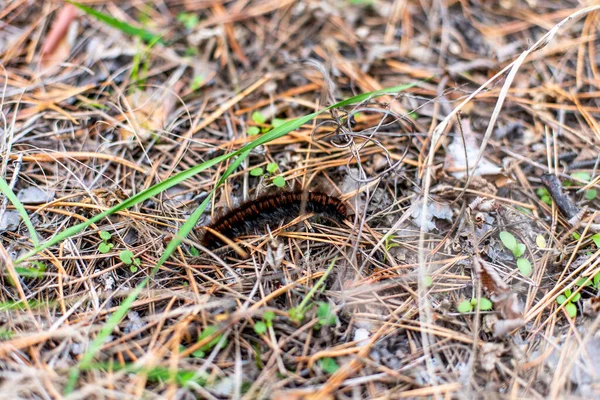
left=247, top=126, right=260, bottom=136
left=119, top=250, right=141, bottom=273
left=316, top=302, right=336, bottom=328
left=499, top=231, right=532, bottom=277
left=254, top=310, right=276, bottom=335
left=536, top=187, right=552, bottom=206
left=177, top=12, right=199, bottom=29
left=318, top=357, right=340, bottom=374
left=98, top=231, right=114, bottom=254
left=192, top=325, right=227, bottom=358
left=251, top=111, right=266, bottom=124
left=250, top=167, right=264, bottom=177
left=457, top=297, right=493, bottom=313
left=556, top=288, right=580, bottom=318
left=383, top=234, right=399, bottom=262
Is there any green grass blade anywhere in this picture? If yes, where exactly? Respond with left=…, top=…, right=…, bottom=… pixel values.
left=0, top=177, right=40, bottom=247
left=67, top=1, right=164, bottom=44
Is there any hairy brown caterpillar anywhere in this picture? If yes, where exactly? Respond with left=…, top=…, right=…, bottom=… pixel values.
left=200, top=191, right=347, bottom=250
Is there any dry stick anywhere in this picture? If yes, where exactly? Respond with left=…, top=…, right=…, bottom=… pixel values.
left=540, top=174, right=579, bottom=221
left=8, top=152, right=148, bottom=174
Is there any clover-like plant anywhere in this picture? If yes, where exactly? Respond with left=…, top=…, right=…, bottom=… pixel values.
left=499, top=231, right=532, bottom=277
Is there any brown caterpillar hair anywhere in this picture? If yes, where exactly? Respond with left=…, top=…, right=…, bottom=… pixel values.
left=200, top=191, right=347, bottom=250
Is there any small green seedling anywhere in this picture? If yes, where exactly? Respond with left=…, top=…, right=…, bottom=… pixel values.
left=499, top=231, right=525, bottom=257
left=192, top=325, right=227, bottom=358
left=254, top=310, right=276, bottom=335
left=98, top=231, right=114, bottom=254
left=177, top=12, right=199, bottom=29
left=252, top=111, right=266, bottom=125
left=190, top=75, right=204, bottom=91
left=289, top=258, right=337, bottom=323
left=119, top=250, right=141, bottom=273
left=592, top=233, right=600, bottom=248
left=316, top=302, right=337, bottom=329
left=556, top=288, right=580, bottom=318
left=271, top=118, right=286, bottom=128
left=383, top=234, right=399, bottom=262
left=570, top=172, right=597, bottom=200
left=250, top=167, right=264, bottom=177
left=575, top=272, right=600, bottom=289
left=457, top=297, right=493, bottom=313
left=249, top=162, right=285, bottom=187
left=499, top=231, right=532, bottom=277
left=536, top=187, right=552, bottom=206
left=272, top=176, right=286, bottom=188
left=247, top=126, right=260, bottom=136
left=266, top=163, right=278, bottom=174
left=318, top=357, right=339, bottom=374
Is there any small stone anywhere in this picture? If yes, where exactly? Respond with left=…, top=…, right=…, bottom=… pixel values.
left=0, top=211, right=20, bottom=231
left=354, top=328, right=370, bottom=346
left=17, top=187, right=55, bottom=204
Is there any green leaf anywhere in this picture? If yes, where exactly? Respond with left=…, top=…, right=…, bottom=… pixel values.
left=476, top=297, right=493, bottom=311
left=594, top=272, right=600, bottom=287
left=423, top=276, right=433, bottom=287
left=592, top=233, right=600, bottom=247
left=585, top=189, right=597, bottom=200
left=565, top=302, right=577, bottom=318
left=457, top=300, right=473, bottom=313
left=556, top=295, right=567, bottom=305
left=190, top=75, right=204, bottom=91
left=514, top=243, right=526, bottom=258
left=288, top=307, right=303, bottom=323
left=541, top=194, right=552, bottom=205
left=177, top=12, right=199, bottom=29
left=99, top=231, right=112, bottom=241
left=129, top=265, right=138, bottom=273
left=266, top=163, right=278, bottom=174
left=272, top=176, right=286, bottom=188
left=271, top=118, right=286, bottom=128
left=247, top=126, right=260, bottom=136
left=536, top=187, right=549, bottom=197
left=250, top=167, right=264, bottom=177
left=67, top=1, right=164, bottom=44
left=517, top=258, right=532, bottom=277
left=571, top=171, right=591, bottom=182
left=319, top=357, right=339, bottom=374
left=133, top=258, right=141, bottom=266
left=271, top=118, right=287, bottom=128
left=119, top=250, right=134, bottom=265
left=573, top=232, right=581, bottom=240
left=571, top=292, right=581, bottom=302
left=263, top=311, right=275, bottom=324
left=253, top=321, right=267, bottom=335
left=316, top=302, right=336, bottom=327
left=565, top=288, right=572, bottom=297
left=98, top=242, right=113, bottom=254
left=576, top=277, right=592, bottom=287
left=499, top=231, right=518, bottom=253
left=189, top=247, right=200, bottom=257
left=192, top=325, right=226, bottom=358
left=536, top=234, right=546, bottom=249
left=252, top=111, right=266, bottom=124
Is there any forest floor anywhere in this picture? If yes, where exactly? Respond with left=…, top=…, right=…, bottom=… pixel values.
left=1, top=1, right=600, bottom=399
